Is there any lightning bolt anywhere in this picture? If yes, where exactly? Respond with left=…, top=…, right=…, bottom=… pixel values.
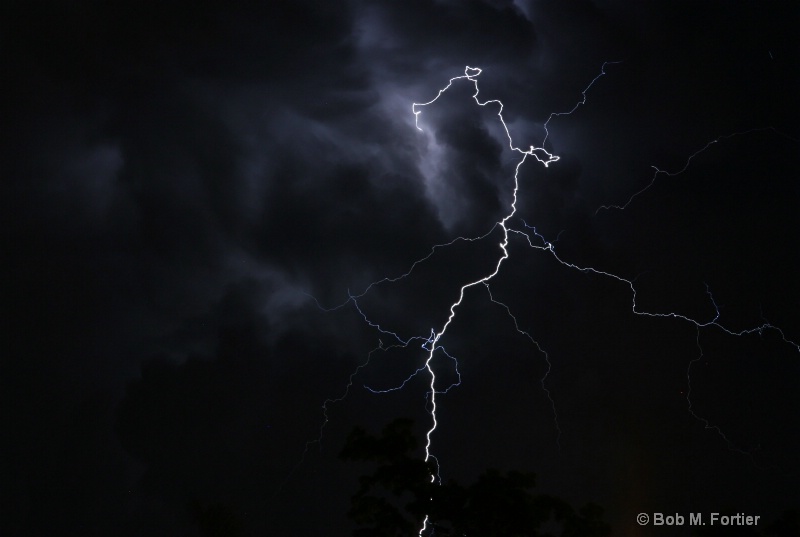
left=300, top=63, right=799, bottom=535
left=301, top=63, right=613, bottom=535
left=510, top=224, right=800, bottom=456
left=595, top=127, right=800, bottom=214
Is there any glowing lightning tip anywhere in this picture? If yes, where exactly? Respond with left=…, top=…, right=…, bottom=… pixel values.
left=465, top=66, right=482, bottom=77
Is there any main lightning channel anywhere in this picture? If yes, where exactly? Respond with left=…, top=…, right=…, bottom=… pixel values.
left=410, top=64, right=616, bottom=535
left=410, top=65, right=566, bottom=498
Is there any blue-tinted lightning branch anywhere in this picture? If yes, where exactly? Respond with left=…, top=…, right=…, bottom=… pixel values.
left=483, top=281, right=562, bottom=445
left=508, top=207, right=800, bottom=461
left=595, top=127, right=800, bottom=213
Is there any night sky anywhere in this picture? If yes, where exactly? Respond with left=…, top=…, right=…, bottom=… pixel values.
left=3, top=1, right=799, bottom=535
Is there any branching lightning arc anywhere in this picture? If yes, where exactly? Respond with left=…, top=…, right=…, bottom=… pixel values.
left=301, top=64, right=800, bottom=533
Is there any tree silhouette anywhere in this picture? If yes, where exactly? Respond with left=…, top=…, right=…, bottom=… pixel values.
left=340, top=418, right=611, bottom=537
left=189, top=500, right=243, bottom=537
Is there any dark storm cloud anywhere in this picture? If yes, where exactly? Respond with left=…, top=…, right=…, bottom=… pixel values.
left=3, top=0, right=799, bottom=535
left=353, top=0, right=538, bottom=71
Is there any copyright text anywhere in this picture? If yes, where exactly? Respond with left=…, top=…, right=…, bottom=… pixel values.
left=636, top=512, right=760, bottom=526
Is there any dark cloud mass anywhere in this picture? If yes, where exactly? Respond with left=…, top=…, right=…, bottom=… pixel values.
left=2, top=1, right=799, bottom=535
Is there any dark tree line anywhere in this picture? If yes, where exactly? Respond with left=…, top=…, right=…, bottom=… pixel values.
left=339, top=418, right=612, bottom=537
